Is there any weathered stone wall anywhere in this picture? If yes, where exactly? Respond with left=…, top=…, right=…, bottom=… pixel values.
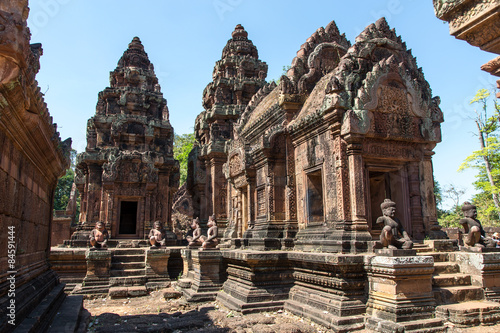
left=0, top=2, right=70, bottom=330
left=294, top=130, right=336, bottom=229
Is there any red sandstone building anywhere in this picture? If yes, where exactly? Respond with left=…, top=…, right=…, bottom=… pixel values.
left=67, top=37, right=179, bottom=245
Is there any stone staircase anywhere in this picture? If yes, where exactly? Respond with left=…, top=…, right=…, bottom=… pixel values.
left=108, top=248, right=149, bottom=298
left=416, top=243, right=500, bottom=327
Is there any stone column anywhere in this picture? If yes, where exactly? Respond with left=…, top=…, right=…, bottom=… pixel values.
left=87, top=164, right=103, bottom=224
left=346, top=140, right=367, bottom=227
left=182, top=250, right=225, bottom=302
left=211, top=157, right=227, bottom=222
left=83, top=250, right=111, bottom=291
left=145, top=248, right=171, bottom=290
left=177, top=248, right=193, bottom=289
left=284, top=135, right=297, bottom=240
left=420, top=148, right=447, bottom=239
left=407, top=162, right=425, bottom=239
left=365, top=252, right=445, bottom=332
left=236, top=189, right=242, bottom=238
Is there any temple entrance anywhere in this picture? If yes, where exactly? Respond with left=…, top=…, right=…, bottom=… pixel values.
left=306, top=169, right=324, bottom=224
left=366, top=167, right=410, bottom=237
left=119, top=201, right=138, bottom=236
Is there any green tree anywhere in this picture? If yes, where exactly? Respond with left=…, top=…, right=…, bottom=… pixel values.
left=437, top=184, right=466, bottom=228
left=459, top=88, right=500, bottom=220
left=174, top=133, right=196, bottom=185
left=53, top=149, right=77, bottom=211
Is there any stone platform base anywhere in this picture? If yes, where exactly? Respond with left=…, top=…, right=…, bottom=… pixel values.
left=436, top=301, right=500, bottom=327
left=183, top=287, right=221, bottom=303
left=459, top=246, right=500, bottom=253
left=285, top=299, right=364, bottom=333
left=366, top=317, right=446, bottom=333
left=217, top=290, right=286, bottom=314
left=241, top=238, right=282, bottom=250
left=177, top=250, right=226, bottom=302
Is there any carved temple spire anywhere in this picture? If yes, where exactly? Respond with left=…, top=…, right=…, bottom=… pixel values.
left=73, top=37, right=179, bottom=241
left=188, top=24, right=268, bottom=227
left=200, top=24, right=267, bottom=118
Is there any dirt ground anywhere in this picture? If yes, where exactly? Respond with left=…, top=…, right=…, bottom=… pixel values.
left=83, top=286, right=500, bottom=333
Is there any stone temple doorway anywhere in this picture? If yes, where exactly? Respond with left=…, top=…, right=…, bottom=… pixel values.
left=366, top=167, right=410, bottom=238
left=119, top=201, right=138, bottom=236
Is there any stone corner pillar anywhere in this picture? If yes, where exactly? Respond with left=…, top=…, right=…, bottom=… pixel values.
left=453, top=250, right=500, bottom=302
left=177, top=248, right=194, bottom=289
left=145, top=248, right=171, bottom=289
left=83, top=249, right=111, bottom=287
left=365, top=252, right=446, bottom=332
left=181, top=249, right=225, bottom=302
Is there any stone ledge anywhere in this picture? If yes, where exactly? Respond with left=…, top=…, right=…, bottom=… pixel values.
left=375, top=248, right=417, bottom=256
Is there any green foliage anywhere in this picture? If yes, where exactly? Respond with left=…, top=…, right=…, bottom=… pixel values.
left=457, top=88, right=500, bottom=225
left=434, top=178, right=442, bottom=208
left=438, top=208, right=462, bottom=228
left=471, top=191, right=500, bottom=227
left=53, top=149, right=79, bottom=217
left=53, top=168, right=75, bottom=211
left=270, top=65, right=292, bottom=85
left=437, top=184, right=466, bottom=228
left=174, top=133, right=196, bottom=185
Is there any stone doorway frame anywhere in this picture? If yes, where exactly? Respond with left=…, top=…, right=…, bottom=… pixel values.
left=364, top=163, right=411, bottom=238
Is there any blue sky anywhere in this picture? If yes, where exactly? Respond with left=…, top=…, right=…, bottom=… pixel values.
left=28, top=0, right=497, bottom=209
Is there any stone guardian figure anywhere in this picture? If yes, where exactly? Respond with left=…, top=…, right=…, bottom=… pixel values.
left=377, top=199, right=413, bottom=250
left=149, top=221, right=166, bottom=249
left=460, top=202, right=496, bottom=248
left=186, top=217, right=203, bottom=248
left=202, top=215, right=219, bottom=250
left=89, top=221, right=109, bottom=250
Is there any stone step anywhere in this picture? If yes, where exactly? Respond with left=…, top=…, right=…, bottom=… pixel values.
left=436, top=301, right=500, bottom=327
left=111, top=248, right=145, bottom=255
left=110, top=268, right=146, bottom=277
left=111, top=262, right=145, bottom=270
left=413, top=244, right=433, bottom=253
left=109, top=275, right=147, bottom=286
left=432, top=273, right=471, bottom=287
left=419, top=252, right=449, bottom=262
left=433, top=262, right=460, bottom=275
left=13, top=283, right=66, bottom=333
left=76, top=286, right=109, bottom=295
left=63, top=283, right=78, bottom=293
left=109, top=286, right=149, bottom=298
left=111, top=254, right=145, bottom=263
left=433, top=286, right=484, bottom=305
left=47, top=295, right=85, bottom=333
left=402, top=318, right=446, bottom=332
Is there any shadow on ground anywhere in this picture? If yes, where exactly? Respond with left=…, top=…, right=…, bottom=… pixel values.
left=89, top=305, right=229, bottom=333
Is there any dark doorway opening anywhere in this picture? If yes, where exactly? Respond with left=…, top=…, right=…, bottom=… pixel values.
left=367, top=168, right=409, bottom=237
left=306, top=169, right=324, bottom=223
left=119, top=201, right=137, bottom=235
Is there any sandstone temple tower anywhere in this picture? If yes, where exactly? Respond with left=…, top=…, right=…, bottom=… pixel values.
left=187, top=25, right=268, bottom=230
left=70, top=37, right=179, bottom=243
